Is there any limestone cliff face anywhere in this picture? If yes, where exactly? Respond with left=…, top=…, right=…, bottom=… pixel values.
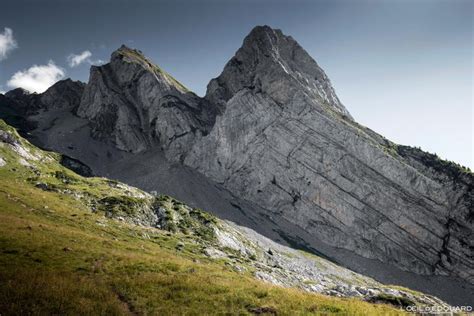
left=185, top=26, right=473, bottom=283
left=77, top=45, right=217, bottom=157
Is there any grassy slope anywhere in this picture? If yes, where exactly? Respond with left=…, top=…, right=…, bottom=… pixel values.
left=0, top=120, right=404, bottom=315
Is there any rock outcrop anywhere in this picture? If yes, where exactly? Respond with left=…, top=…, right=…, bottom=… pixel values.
left=186, top=25, right=473, bottom=284
left=39, top=79, right=85, bottom=111
left=77, top=45, right=218, bottom=157
left=3, top=79, right=85, bottom=114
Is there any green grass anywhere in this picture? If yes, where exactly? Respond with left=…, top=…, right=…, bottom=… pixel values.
left=396, top=145, right=473, bottom=176
left=98, top=195, right=148, bottom=217
left=0, top=120, right=406, bottom=315
left=368, top=294, right=415, bottom=309
left=154, top=195, right=218, bottom=241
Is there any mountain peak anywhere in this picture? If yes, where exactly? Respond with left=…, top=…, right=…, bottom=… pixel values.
left=39, top=79, right=85, bottom=110
left=118, top=44, right=133, bottom=51
left=111, top=45, right=150, bottom=67
left=112, top=44, right=144, bottom=58
left=239, top=25, right=292, bottom=59
left=108, top=45, right=189, bottom=93
left=5, top=87, right=32, bottom=99
left=243, top=25, right=285, bottom=46
left=77, top=44, right=215, bottom=154
left=246, top=24, right=281, bottom=38
left=206, top=26, right=352, bottom=118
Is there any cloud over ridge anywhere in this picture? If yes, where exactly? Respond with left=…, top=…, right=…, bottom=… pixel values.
left=7, top=61, right=65, bottom=93
left=67, top=50, right=92, bottom=67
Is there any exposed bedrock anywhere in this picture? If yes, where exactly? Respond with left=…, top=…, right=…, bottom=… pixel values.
left=185, top=25, right=473, bottom=284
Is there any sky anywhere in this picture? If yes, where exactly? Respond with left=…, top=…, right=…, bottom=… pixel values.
left=0, top=0, right=472, bottom=168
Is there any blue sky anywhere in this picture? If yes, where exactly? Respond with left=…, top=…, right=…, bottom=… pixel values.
left=0, top=0, right=472, bottom=167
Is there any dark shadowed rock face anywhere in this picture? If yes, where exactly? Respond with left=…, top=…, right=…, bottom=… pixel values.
left=40, top=79, right=85, bottom=111
left=4, top=88, right=38, bottom=115
left=77, top=45, right=218, bottom=157
left=0, top=93, right=37, bottom=133
left=2, top=80, right=85, bottom=114
left=0, top=80, right=85, bottom=133
left=59, top=154, right=94, bottom=177
left=0, top=25, right=472, bottom=305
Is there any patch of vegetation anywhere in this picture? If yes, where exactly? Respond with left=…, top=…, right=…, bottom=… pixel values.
left=303, top=279, right=318, bottom=286
left=314, top=104, right=472, bottom=180
left=368, top=294, right=415, bottom=309
left=382, top=140, right=399, bottom=157
left=397, top=145, right=473, bottom=178
left=190, top=207, right=218, bottom=225
left=154, top=196, right=217, bottom=242
left=53, top=170, right=80, bottom=184
left=98, top=196, right=147, bottom=217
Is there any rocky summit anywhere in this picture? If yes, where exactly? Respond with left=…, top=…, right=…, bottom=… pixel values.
left=0, top=25, right=472, bottom=306
left=77, top=45, right=218, bottom=157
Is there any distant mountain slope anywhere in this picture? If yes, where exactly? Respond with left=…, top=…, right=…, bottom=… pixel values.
left=0, top=25, right=472, bottom=306
left=0, top=119, right=449, bottom=314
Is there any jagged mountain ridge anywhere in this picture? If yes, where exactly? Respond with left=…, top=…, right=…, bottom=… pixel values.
left=1, top=25, right=472, bottom=305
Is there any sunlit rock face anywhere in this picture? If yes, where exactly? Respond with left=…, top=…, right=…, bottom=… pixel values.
left=77, top=45, right=218, bottom=157
left=185, top=25, right=473, bottom=284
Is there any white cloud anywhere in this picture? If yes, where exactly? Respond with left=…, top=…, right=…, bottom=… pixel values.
left=67, top=50, right=92, bottom=67
left=67, top=50, right=105, bottom=67
left=7, top=61, right=65, bottom=93
left=0, top=27, right=17, bottom=61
